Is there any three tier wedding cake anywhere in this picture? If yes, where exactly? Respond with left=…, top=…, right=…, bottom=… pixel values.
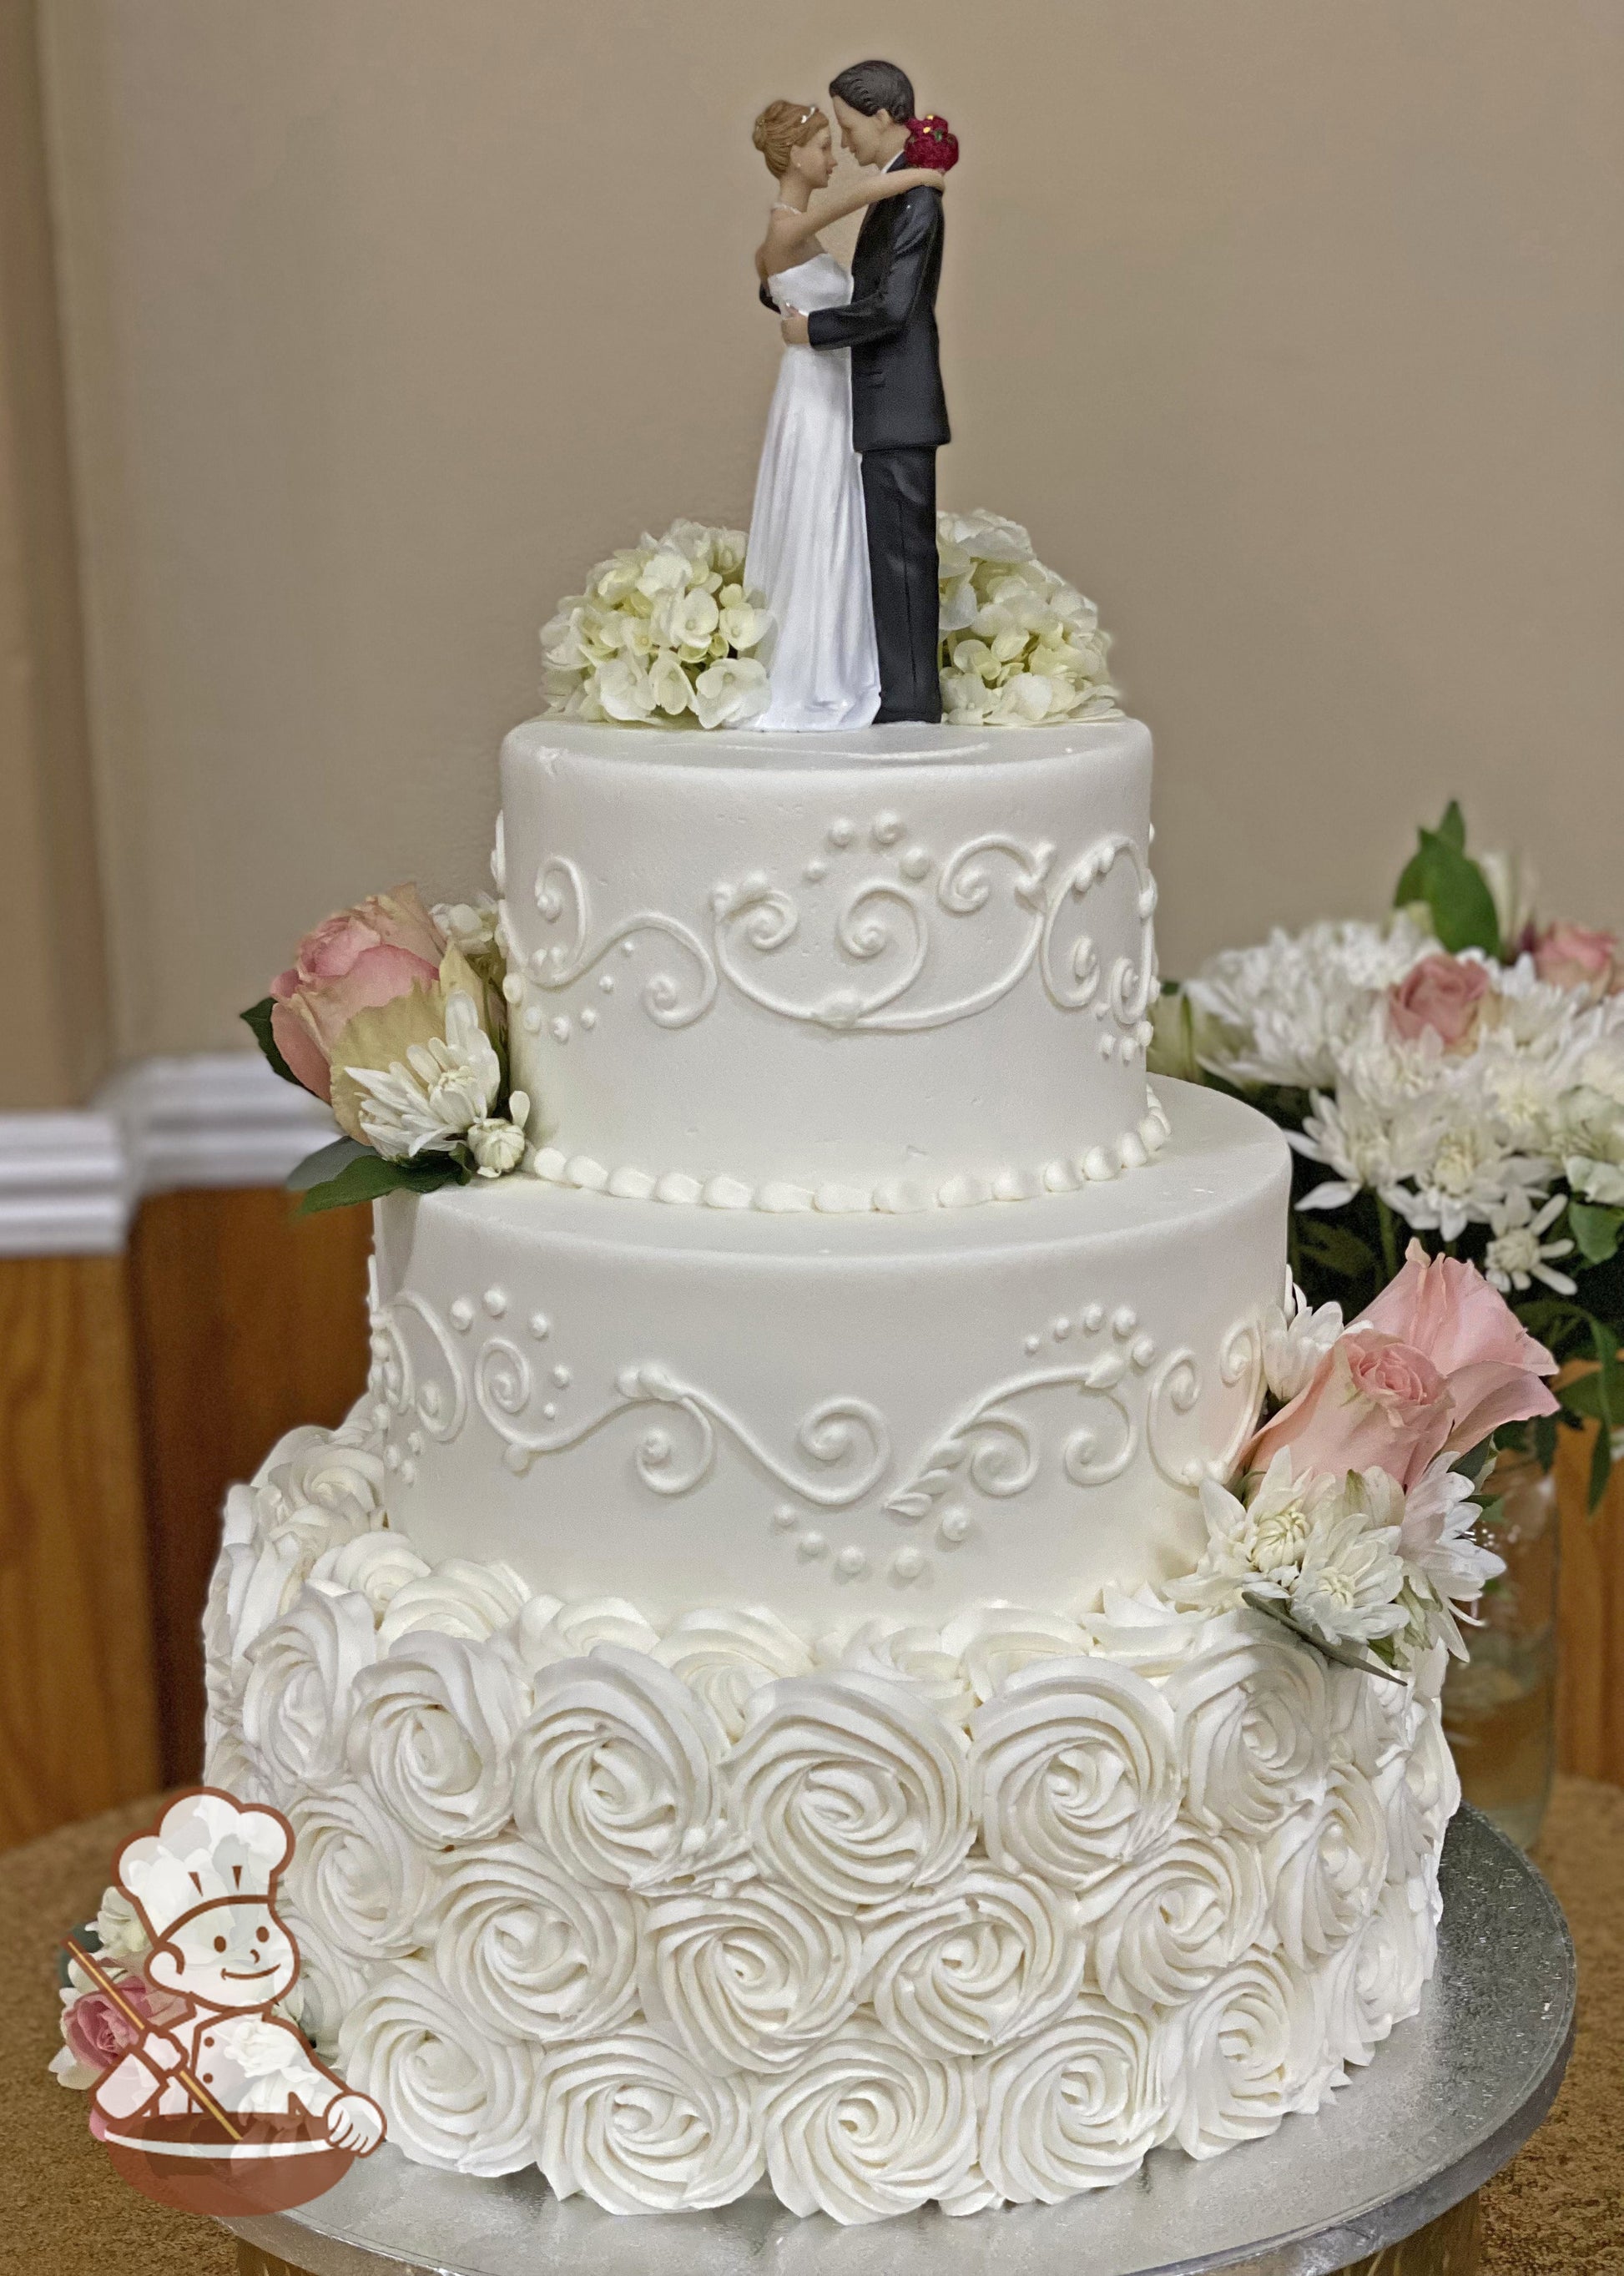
left=202, top=670, right=1480, bottom=2222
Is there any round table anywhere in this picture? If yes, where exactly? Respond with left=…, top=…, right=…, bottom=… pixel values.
left=6, top=1779, right=1620, bottom=2275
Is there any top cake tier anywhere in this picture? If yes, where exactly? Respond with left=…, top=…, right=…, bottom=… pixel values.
left=498, top=717, right=1162, bottom=1214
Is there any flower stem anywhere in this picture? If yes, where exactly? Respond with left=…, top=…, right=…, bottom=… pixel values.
left=1375, top=1194, right=1401, bottom=1284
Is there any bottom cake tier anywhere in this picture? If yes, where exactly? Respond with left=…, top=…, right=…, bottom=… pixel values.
left=204, top=1411, right=1455, bottom=2224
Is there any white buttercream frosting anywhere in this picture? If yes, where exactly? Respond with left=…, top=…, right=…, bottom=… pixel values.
left=536, top=2026, right=764, bottom=2212
left=205, top=1413, right=1451, bottom=2224
left=971, top=1658, right=1180, bottom=1886
left=729, top=1671, right=975, bottom=1909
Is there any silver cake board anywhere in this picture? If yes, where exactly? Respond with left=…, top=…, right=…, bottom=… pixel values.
left=221, top=1806, right=1575, bottom=2276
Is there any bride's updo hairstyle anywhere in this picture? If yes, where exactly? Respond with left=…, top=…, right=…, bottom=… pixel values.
left=752, top=101, right=827, bottom=179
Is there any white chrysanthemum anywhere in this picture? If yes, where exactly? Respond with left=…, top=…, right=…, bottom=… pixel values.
left=970, top=1658, right=1179, bottom=1887
left=347, top=988, right=502, bottom=1161
left=338, top=1959, right=538, bottom=2175
left=537, top=2026, right=763, bottom=2212
left=1184, top=1452, right=1343, bottom=1604
left=468, top=1098, right=529, bottom=1180
left=428, top=1837, right=638, bottom=2041
left=761, top=2017, right=976, bottom=2223
left=1285, top=1500, right=1408, bottom=1651
left=976, top=1997, right=1175, bottom=2202
left=636, top=1882, right=864, bottom=2076
left=1396, top=1456, right=1505, bottom=1656
left=93, top=1885, right=150, bottom=1963
left=430, top=894, right=501, bottom=963
left=1482, top=1189, right=1577, bottom=1294
left=1188, top=915, right=1435, bottom=1092
left=1260, top=1282, right=1345, bottom=1404
left=862, top=1868, right=1087, bottom=2056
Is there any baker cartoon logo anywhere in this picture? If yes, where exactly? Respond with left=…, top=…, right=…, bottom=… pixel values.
left=61, top=1789, right=385, bottom=2215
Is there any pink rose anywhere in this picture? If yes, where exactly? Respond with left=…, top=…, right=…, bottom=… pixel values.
left=1249, top=1243, right=1557, bottom=1489
left=270, top=886, right=445, bottom=1102
left=63, top=1976, right=188, bottom=2075
left=1533, top=921, right=1620, bottom=997
left=1387, top=954, right=1492, bottom=1048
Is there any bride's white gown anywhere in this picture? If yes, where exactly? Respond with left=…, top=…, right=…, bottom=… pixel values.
left=745, top=253, right=880, bottom=731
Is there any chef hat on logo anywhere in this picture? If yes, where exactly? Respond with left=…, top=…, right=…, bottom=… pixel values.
left=117, top=1789, right=292, bottom=1943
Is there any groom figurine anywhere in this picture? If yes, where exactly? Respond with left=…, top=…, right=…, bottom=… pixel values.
left=779, top=60, right=947, bottom=724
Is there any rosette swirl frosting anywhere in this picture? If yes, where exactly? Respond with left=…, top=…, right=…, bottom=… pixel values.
left=727, top=1672, right=974, bottom=1908
left=242, top=1585, right=379, bottom=1801
left=862, top=1869, right=1087, bottom=2056
left=511, top=1647, right=724, bottom=1889
left=636, top=1883, right=864, bottom=2074
left=276, top=1900, right=369, bottom=2056
left=825, top=1618, right=978, bottom=1728
left=429, top=1837, right=638, bottom=2040
left=536, top=2025, right=763, bottom=2212
left=1378, top=1705, right=1458, bottom=1894
left=976, top=1996, right=1174, bottom=2201
left=971, top=1658, right=1178, bottom=1886
left=285, top=1780, right=434, bottom=1962
left=653, top=1607, right=813, bottom=1742
left=761, top=2017, right=975, bottom=2223
left=1163, top=1615, right=1331, bottom=1841
left=1078, top=1828, right=1268, bottom=2010
left=1168, top=1950, right=1324, bottom=2157
left=1269, top=1764, right=1389, bottom=1966
left=309, top=1530, right=431, bottom=1615
left=512, top=1594, right=660, bottom=1669
left=260, top=1421, right=387, bottom=1528
left=938, top=1605, right=1090, bottom=1705
left=338, top=1958, right=539, bottom=2174
left=345, top=1631, right=529, bottom=1845
left=378, top=1557, right=532, bottom=1646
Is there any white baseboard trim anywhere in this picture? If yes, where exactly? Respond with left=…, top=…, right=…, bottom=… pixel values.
left=0, top=1052, right=335, bottom=1256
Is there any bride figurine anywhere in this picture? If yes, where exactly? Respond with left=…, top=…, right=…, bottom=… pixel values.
left=745, top=99, right=947, bottom=731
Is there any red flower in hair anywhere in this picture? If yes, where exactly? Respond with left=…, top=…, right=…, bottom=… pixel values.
left=903, top=114, right=959, bottom=173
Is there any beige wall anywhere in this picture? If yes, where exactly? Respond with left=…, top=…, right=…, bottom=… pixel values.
left=33, top=0, right=1624, bottom=1067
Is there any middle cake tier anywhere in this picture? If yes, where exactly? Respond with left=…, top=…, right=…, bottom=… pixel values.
left=497, top=714, right=1163, bottom=1212
left=367, top=1081, right=1289, bottom=1626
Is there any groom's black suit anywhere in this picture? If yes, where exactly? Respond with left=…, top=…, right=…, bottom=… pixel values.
left=805, top=173, right=947, bottom=724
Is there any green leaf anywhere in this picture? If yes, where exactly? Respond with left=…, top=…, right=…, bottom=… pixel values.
left=1239, top=1589, right=1408, bottom=1684
left=240, top=997, right=306, bottom=1088
left=1297, top=1219, right=1378, bottom=1280
left=1392, top=807, right=1501, bottom=956
left=1569, top=1200, right=1624, bottom=1268
left=285, top=1136, right=371, bottom=1193
left=297, top=1149, right=468, bottom=1215
left=1561, top=1372, right=1609, bottom=1424
left=1533, top=1412, right=1560, bottom=1471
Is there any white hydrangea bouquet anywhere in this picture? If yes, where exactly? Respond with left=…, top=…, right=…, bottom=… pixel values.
left=540, top=520, right=774, bottom=729
left=1152, top=805, right=1624, bottom=1506
left=242, top=887, right=529, bottom=1212
left=936, top=509, right=1121, bottom=726
left=539, top=510, right=1120, bottom=730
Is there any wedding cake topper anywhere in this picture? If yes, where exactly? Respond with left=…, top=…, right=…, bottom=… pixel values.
left=750, top=59, right=953, bottom=727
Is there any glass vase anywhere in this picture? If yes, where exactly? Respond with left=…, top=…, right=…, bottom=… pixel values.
left=1442, top=1450, right=1558, bottom=1851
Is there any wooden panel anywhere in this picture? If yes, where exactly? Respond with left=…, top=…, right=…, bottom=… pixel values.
left=128, top=1187, right=373, bottom=1784
left=1556, top=1419, right=1624, bottom=1787
left=0, top=1254, right=159, bottom=1845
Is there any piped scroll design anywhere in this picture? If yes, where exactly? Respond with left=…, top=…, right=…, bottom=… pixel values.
left=369, top=1280, right=1266, bottom=1537
left=1038, top=833, right=1159, bottom=1024
left=1146, top=1316, right=1264, bottom=1491
left=472, top=1340, right=890, bottom=1505
left=527, top=855, right=718, bottom=1028
left=367, top=1270, right=468, bottom=1446
left=516, top=832, right=1157, bottom=1038
left=881, top=1354, right=1137, bottom=1522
